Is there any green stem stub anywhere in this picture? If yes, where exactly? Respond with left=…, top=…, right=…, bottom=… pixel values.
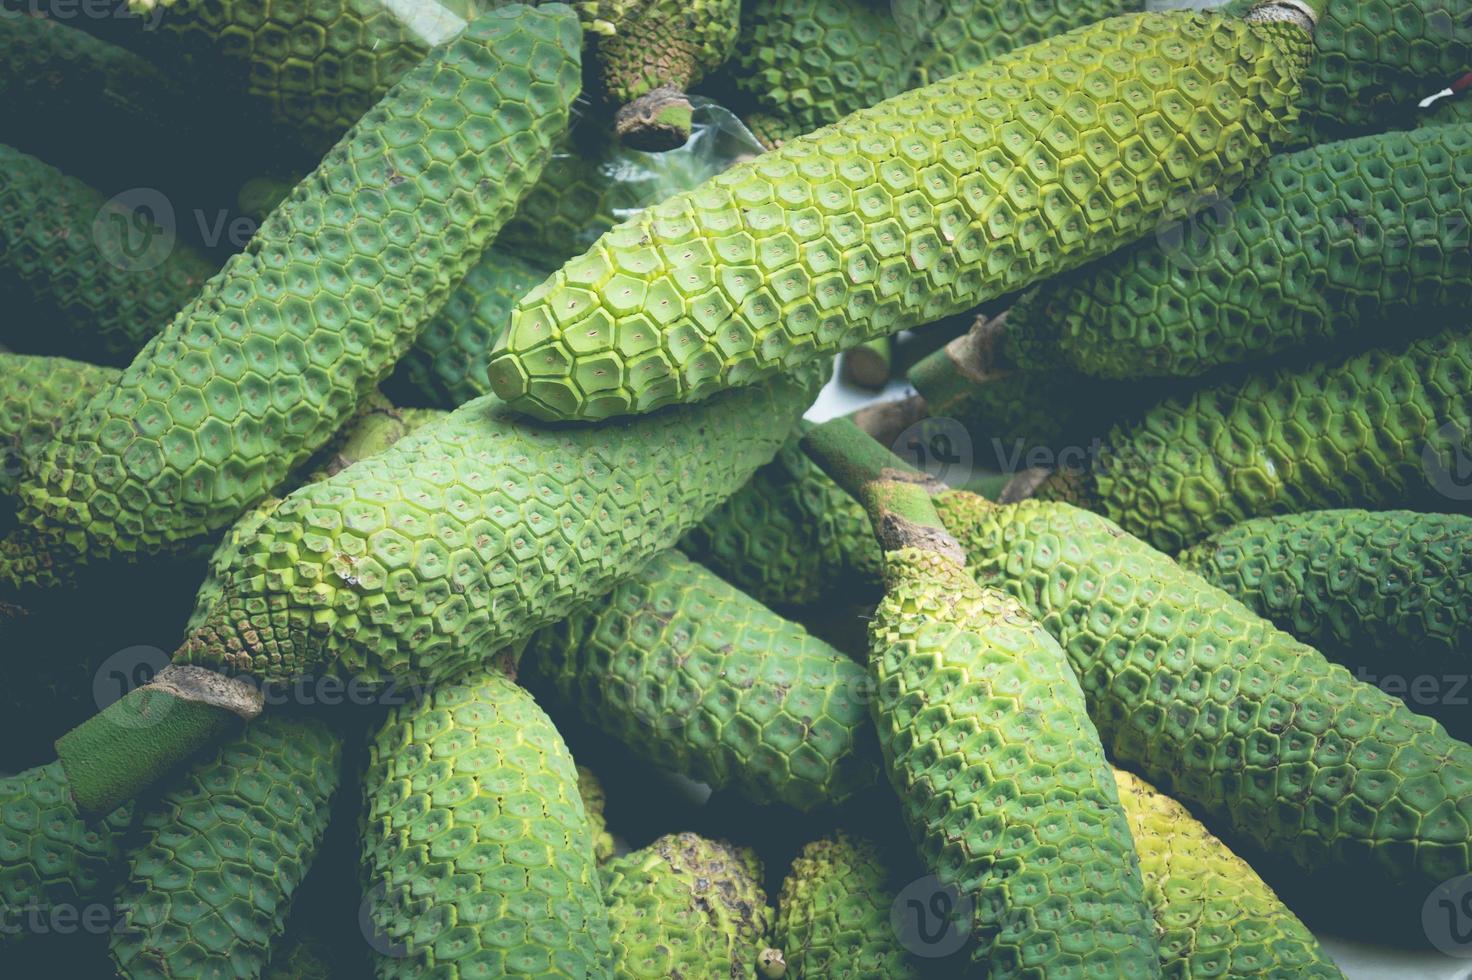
left=55, top=666, right=261, bottom=816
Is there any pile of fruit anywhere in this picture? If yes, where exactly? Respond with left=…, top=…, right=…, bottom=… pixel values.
left=0, top=0, right=1469, bottom=976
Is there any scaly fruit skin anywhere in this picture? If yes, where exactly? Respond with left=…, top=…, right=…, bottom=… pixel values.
left=679, top=422, right=882, bottom=608
left=117, top=0, right=481, bottom=155
left=577, top=765, right=616, bottom=863
left=0, top=762, right=134, bottom=949
left=1224, top=0, right=1472, bottom=144
left=601, top=832, right=770, bottom=979
left=895, top=0, right=1142, bottom=86
left=384, top=249, right=553, bottom=409
left=871, top=549, right=1160, bottom=975
left=593, top=0, right=742, bottom=104
left=109, top=715, right=341, bottom=978
left=488, top=11, right=1312, bottom=421
left=1002, top=124, right=1472, bottom=381
left=727, top=0, right=918, bottom=142
left=1177, top=509, right=1472, bottom=677
left=774, top=832, right=920, bottom=979
left=1044, top=328, right=1472, bottom=553
left=935, top=490, right=1472, bottom=893
left=362, top=669, right=612, bottom=978
left=6, top=7, right=582, bottom=588
left=1113, top=768, right=1344, bottom=979
left=523, top=549, right=880, bottom=811
left=179, top=370, right=819, bottom=689
left=0, top=354, right=120, bottom=499
left=0, top=145, right=216, bottom=366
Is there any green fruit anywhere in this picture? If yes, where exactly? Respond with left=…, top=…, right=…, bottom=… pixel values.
left=0, top=762, right=134, bottom=949
left=0, top=354, right=121, bottom=500
left=3, top=6, right=583, bottom=591
left=602, top=832, right=771, bottom=978
left=726, top=0, right=918, bottom=144
left=1178, top=509, right=1472, bottom=682
left=110, top=715, right=341, bottom=978
left=1036, top=328, right=1472, bottom=553
left=577, top=765, right=617, bottom=864
left=1223, top=0, right=1472, bottom=144
left=1001, top=124, right=1472, bottom=381
left=488, top=10, right=1314, bottom=421
left=934, top=489, right=1472, bottom=895
left=384, top=249, right=553, bottom=410
left=895, top=0, right=1142, bottom=86
left=1113, top=768, right=1344, bottom=979
left=179, top=370, right=819, bottom=690
left=522, top=549, right=881, bottom=811
left=774, top=832, right=920, bottom=979
left=0, top=145, right=216, bottom=366
left=679, top=422, right=882, bottom=608
left=361, top=668, right=611, bottom=977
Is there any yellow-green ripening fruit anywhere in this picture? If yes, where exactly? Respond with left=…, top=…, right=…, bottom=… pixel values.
left=178, top=370, right=819, bottom=690
left=109, top=715, right=341, bottom=978
left=521, top=550, right=881, bottom=811
left=726, top=0, right=919, bottom=146
left=361, top=668, right=612, bottom=978
left=487, top=10, right=1315, bottom=422
left=1036, top=328, right=1472, bottom=553
left=774, top=832, right=921, bottom=979
left=116, top=0, right=483, bottom=156
left=0, top=145, right=216, bottom=366
left=679, top=422, right=882, bottom=608
left=183, top=400, right=445, bottom=635
left=384, top=249, right=553, bottom=409
left=3, top=7, right=582, bottom=591
left=1113, top=768, right=1344, bottom=979
left=871, top=548, right=1161, bottom=976
left=601, top=832, right=771, bottom=979
left=577, top=765, right=617, bottom=863
left=1000, top=124, right=1472, bottom=381
left=0, top=354, right=120, bottom=500
left=933, top=490, right=1472, bottom=895
left=894, top=0, right=1143, bottom=86
left=1177, top=509, right=1472, bottom=681
left=0, top=762, right=135, bottom=950
left=1223, top=0, right=1472, bottom=144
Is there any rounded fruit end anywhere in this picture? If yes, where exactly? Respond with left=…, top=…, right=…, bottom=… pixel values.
left=615, top=87, right=694, bottom=152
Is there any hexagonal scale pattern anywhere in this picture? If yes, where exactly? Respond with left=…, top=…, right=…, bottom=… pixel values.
left=601, top=832, right=770, bottom=979
left=0, top=144, right=216, bottom=365
left=870, top=548, right=1159, bottom=976
left=9, top=7, right=582, bottom=585
left=1113, top=768, right=1343, bottom=978
left=488, top=10, right=1311, bottom=421
left=361, top=669, right=611, bottom=978
left=774, top=832, right=921, bottom=979
left=1179, top=509, right=1472, bottom=683
left=1004, top=124, right=1472, bottom=380
left=1042, top=328, right=1472, bottom=552
left=522, top=549, right=880, bottom=812
left=0, top=354, right=120, bottom=499
left=0, top=762, right=135, bottom=950
left=109, top=716, right=341, bottom=978
left=592, top=0, right=742, bottom=105
left=679, top=421, right=882, bottom=608
left=178, top=368, right=820, bottom=690
left=935, top=491, right=1472, bottom=895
